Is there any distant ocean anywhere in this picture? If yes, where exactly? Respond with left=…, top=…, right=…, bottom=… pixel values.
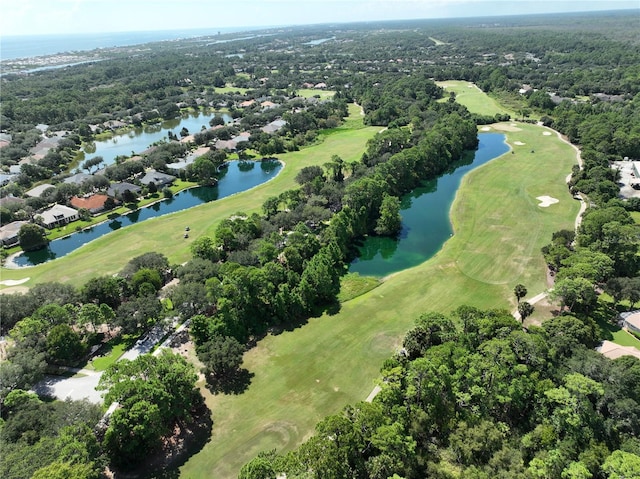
left=0, top=27, right=260, bottom=61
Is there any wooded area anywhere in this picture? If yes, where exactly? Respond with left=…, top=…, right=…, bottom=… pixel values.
left=1, top=9, right=639, bottom=479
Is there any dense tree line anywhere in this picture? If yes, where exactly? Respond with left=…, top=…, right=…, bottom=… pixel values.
left=240, top=307, right=640, bottom=478
left=163, top=80, right=477, bottom=388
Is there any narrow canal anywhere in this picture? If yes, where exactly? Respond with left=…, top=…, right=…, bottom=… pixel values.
left=13, top=160, right=281, bottom=267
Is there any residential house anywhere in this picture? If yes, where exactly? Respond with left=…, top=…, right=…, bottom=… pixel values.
left=30, top=135, right=63, bottom=158
left=26, top=183, right=55, bottom=198
left=166, top=146, right=210, bottom=170
left=621, top=311, right=640, bottom=335
left=139, top=170, right=176, bottom=187
left=261, top=119, right=287, bottom=134
left=0, top=173, right=16, bottom=186
left=64, top=172, right=93, bottom=185
left=107, top=182, right=142, bottom=198
left=37, top=204, right=78, bottom=229
left=0, top=221, right=28, bottom=247
left=70, top=194, right=112, bottom=214
left=0, top=195, right=25, bottom=210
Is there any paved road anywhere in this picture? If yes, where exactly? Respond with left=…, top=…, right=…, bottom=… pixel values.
left=33, top=370, right=103, bottom=403
left=32, top=318, right=185, bottom=404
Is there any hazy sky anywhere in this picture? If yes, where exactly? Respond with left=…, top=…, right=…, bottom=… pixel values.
left=1, top=0, right=638, bottom=36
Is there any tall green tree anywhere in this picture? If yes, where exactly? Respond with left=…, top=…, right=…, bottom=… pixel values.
left=375, top=194, right=402, bottom=236
left=18, top=223, right=48, bottom=252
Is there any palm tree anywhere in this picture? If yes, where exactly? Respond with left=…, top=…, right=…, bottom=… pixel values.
left=514, top=284, right=528, bottom=303
left=518, top=302, right=534, bottom=323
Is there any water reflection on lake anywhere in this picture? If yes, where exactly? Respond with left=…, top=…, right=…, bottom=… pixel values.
left=82, top=110, right=233, bottom=167
left=13, top=160, right=281, bottom=267
left=349, top=133, right=509, bottom=277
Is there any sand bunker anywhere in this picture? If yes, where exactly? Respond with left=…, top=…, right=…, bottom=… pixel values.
left=543, top=131, right=552, bottom=136
left=0, top=278, right=30, bottom=286
left=492, top=123, right=522, bottom=132
left=513, top=141, right=526, bottom=146
left=481, top=126, right=492, bottom=131
left=537, top=196, right=559, bottom=207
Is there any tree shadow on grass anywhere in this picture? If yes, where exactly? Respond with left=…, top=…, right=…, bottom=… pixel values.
left=589, top=302, right=622, bottom=342
left=204, top=368, right=254, bottom=395
left=127, top=401, right=214, bottom=479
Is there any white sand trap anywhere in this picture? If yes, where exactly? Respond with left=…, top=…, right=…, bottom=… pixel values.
left=481, top=126, right=492, bottom=131
left=537, top=196, right=559, bottom=207
left=543, top=131, right=552, bottom=136
left=513, top=141, right=526, bottom=146
left=0, top=278, right=30, bottom=286
left=510, top=123, right=518, bottom=127
left=492, top=123, right=521, bottom=132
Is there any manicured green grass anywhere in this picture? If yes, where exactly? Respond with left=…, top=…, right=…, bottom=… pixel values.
left=180, top=120, right=580, bottom=478
left=89, top=340, right=128, bottom=371
left=436, top=80, right=516, bottom=118
left=214, top=85, right=249, bottom=94
left=337, top=273, right=381, bottom=302
left=0, top=104, right=377, bottom=289
left=297, top=88, right=335, bottom=99
left=631, top=211, right=640, bottom=224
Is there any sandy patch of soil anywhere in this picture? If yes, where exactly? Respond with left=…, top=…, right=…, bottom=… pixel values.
left=513, top=141, right=526, bottom=146
left=492, top=123, right=522, bottom=132
left=480, top=126, right=492, bottom=131
left=543, top=131, right=552, bottom=136
left=0, top=277, right=30, bottom=286
left=536, top=195, right=559, bottom=207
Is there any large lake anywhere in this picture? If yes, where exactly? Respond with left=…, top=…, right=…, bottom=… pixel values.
left=13, top=160, right=281, bottom=267
left=349, top=133, right=509, bottom=277
left=82, top=111, right=233, bottom=167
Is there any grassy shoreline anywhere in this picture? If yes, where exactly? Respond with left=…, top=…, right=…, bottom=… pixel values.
left=0, top=104, right=377, bottom=288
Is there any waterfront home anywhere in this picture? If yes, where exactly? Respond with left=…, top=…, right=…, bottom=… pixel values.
left=70, top=194, right=112, bottom=214
left=37, top=204, right=79, bottom=229
left=0, top=221, right=28, bottom=247
left=139, top=170, right=176, bottom=187
left=63, top=172, right=93, bottom=185
left=107, top=182, right=142, bottom=198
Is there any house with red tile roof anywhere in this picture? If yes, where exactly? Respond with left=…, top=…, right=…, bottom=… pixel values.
left=70, top=194, right=112, bottom=214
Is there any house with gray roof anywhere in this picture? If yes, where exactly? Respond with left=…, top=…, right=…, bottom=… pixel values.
left=0, top=195, right=25, bottom=209
left=261, top=119, right=287, bottom=134
left=107, top=182, right=142, bottom=198
left=26, top=183, right=55, bottom=198
left=37, top=204, right=78, bottom=229
left=64, top=172, right=93, bottom=185
left=0, top=221, right=28, bottom=247
left=139, top=170, right=176, bottom=187
left=621, top=311, right=640, bottom=335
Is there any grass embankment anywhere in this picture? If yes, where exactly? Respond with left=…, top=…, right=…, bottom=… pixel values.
left=0, top=104, right=377, bottom=289
left=180, top=120, right=580, bottom=478
left=436, top=80, right=516, bottom=118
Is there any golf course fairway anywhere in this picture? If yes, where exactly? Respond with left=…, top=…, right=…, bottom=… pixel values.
left=179, top=120, right=580, bottom=477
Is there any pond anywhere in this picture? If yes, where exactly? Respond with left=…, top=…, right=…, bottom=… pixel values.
left=13, top=160, right=281, bottom=267
left=82, top=110, right=233, bottom=167
left=349, top=133, right=509, bottom=277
